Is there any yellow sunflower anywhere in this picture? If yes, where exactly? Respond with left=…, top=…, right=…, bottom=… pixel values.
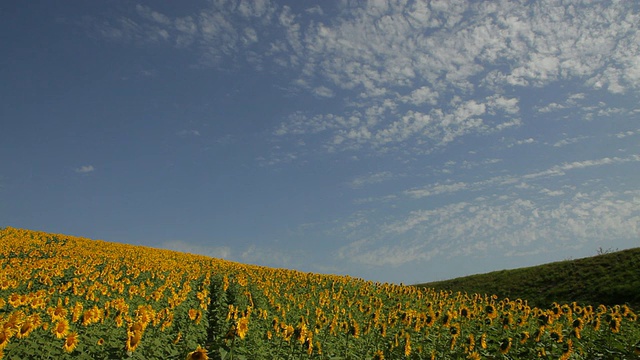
left=186, top=345, right=208, bottom=360
left=0, top=328, right=13, bottom=350
left=373, top=349, right=384, bottom=360
left=236, top=317, right=249, bottom=339
left=63, top=332, right=79, bottom=353
left=53, top=319, right=70, bottom=339
left=125, top=331, right=142, bottom=352
left=17, top=319, right=36, bottom=339
left=499, top=337, right=512, bottom=354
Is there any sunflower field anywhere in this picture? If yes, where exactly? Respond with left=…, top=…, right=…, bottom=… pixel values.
left=1, top=227, right=638, bottom=359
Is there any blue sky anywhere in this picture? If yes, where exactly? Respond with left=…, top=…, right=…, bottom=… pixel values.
left=1, top=0, right=639, bottom=284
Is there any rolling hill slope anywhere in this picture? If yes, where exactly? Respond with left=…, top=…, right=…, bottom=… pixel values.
left=415, top=247, right=640, bottom=309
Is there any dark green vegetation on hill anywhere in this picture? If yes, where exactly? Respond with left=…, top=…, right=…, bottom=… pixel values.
left=416, top=247, right=640, bottom=310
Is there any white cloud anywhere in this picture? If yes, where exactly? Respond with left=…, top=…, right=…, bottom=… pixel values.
left=349, top=171, right=396, bottom=188
left=92, top=1, right=639, bottom=160
left=404, top=154, right=640, bottom=201
left=540, top=188, right=565, bottom=197
left=615, top=129, right=639, bottom=139
left=405, top=182, right=469, bottom=199
left=338, top=240, right=439, bottom=267
left=524, top=155, right=640, bottom=179
left=240, top=244, right=304, bottom=268
left=537, top=102, right=566, bottom=113
left=305, top=5, right=324, bottom=16
left=552, top=135, right=588, bottom=147
left=75, top=165, right=95, bottom=173
left=401, top=86, right=439, bottom=106
left=312, top=86, right=335, bottom=98
left=135, top=5, right=171, bottom=25
left=506, top=137, right=535, bottom=148
left=340, top=189, right=640, bottom=267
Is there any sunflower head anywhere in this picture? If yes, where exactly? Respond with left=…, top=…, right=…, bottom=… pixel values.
left=499, top=337, right=512, bottom=354
left=63, top=332, right=79, bottom=353
left=53, top=319, right=70, bottom=339
left=186, top=346, right=209, bottom=360
left=236, top=317, right=249, bottom=339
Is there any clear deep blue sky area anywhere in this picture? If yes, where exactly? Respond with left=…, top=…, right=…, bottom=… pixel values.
left=1, top=1, right=639, bottom=284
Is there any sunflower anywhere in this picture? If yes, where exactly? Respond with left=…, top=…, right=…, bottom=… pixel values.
left=534, top=326, right=545, bottom=342
left=484, top=304, right=498, bottom=319
left=192, top=310, right=203, bottom=325
left=379, top=322, right=387, bottom=337
left=236, top=317, right=249, bottom=339
left=3, top=312, right=22, bottom=331
left=71, top=302, right=83, bottom=323
left=126, top=331, right=142, bottom=352
left=53, top=319, right=70, bottom=339
left=609, top=316, right=621, bottom=333
left=466, top=333, right=475, bottom=352
left=0, top=328, right=13, bottom=350
left=186, top=345, right=209, bottom=360
left=501, top=313, right=513, bottom=329
left=449, top=323, right=461, bottom=337
left=441, top=312, right=452, bottom=327
left=560, top=339, right=573, bottom=360
left=115, top=315, right=124, bottom=328
left=304, top=333, right=314, bottom=355
left=499, top=337, right=512, bottom=354
left=296, top=322, right=309, bottom=343
left=404, top=333, right=412, bottom=356
left=63, top=332, right=79, bottom=353
left=373, top=349, right=384, bottom=360
left=17, top=319, right=35, bottom=339
left=467, top=352, right=481, bottom=360
left=459, top=306, right=471, bottom=319
left=49, top=300, right=68, bottom=321
left=349, top=321, right=359, bottom=338
left=549, top=328, right=563, bottom=343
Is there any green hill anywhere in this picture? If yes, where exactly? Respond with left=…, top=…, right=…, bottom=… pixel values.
left=415, top=247, right=640, bottom=310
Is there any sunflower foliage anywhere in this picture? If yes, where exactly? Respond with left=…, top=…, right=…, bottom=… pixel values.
left=1, top=227, right=639, bottom=360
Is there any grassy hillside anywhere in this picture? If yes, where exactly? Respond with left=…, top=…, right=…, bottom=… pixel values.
left=416, top=247, right=640, bottom=310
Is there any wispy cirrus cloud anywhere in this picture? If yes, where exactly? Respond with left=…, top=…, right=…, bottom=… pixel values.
left=240, top=244, right=305, bottom=268
left=348, top=171, right=397, bottom=189
left=552, top=135, right=590, bottom=147
left=404, top=154, right=640, bottom=199
left=75, top=165, right=95, bottom=174
left=339, top=189, right=640, bottom=267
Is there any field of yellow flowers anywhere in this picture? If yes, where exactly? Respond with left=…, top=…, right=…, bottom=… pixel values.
left=1, top=227, right=638, bottom=359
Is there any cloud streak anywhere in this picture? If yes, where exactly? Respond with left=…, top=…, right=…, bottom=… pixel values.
left=75, top=165, right=95, bottom=174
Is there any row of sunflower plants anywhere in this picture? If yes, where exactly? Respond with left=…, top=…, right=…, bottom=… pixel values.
left=202, top=263, right=640, bottom=359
